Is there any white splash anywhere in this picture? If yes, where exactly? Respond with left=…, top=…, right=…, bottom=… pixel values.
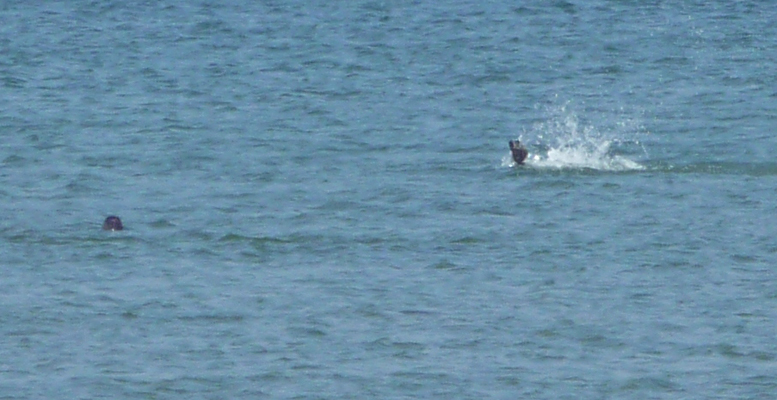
left=509, top=105, right=646, bottom=171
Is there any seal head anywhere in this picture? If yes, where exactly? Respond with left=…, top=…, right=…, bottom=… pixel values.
left=102, top=216, right=123, bottom=231
left=509, top=140, right=528, bottom=165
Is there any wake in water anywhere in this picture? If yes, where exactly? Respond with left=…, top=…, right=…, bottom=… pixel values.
left=503, top=105, right=647, bottom=171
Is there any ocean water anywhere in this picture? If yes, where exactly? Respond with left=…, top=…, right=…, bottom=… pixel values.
left=2, top=1, right=776, bottom=399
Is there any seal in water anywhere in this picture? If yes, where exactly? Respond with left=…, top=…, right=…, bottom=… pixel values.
left=509, top=140, right=528, bottom=165
left=103, top=216, right=123, bottom=231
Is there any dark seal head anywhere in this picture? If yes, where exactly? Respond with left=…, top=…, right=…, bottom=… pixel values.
left=102, top=216, right=123, bottom=231
left=509, top=140, right=528, bottom=165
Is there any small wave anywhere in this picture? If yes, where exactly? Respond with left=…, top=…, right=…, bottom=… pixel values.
left=650, top=161, right=777, bottom=176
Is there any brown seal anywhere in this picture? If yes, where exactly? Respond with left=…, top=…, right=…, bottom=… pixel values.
left=102, top=216, right=123, bottom=231
left=509, top=140, right=528, bottom=164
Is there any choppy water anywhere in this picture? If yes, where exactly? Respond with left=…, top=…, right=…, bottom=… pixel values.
left=2, top=1, right=777, bottom=399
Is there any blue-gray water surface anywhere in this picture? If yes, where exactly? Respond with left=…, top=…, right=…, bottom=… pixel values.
left=2, top=1, right=777, bottom=399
